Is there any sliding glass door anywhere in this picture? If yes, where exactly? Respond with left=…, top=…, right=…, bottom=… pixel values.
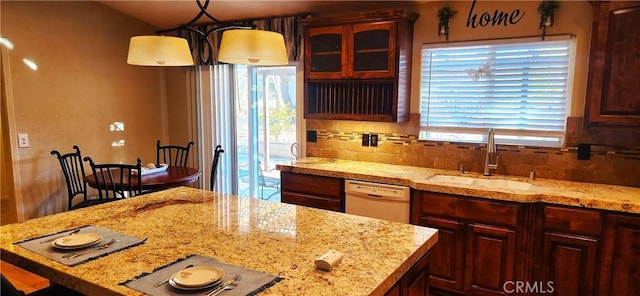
left=235, top=65, right=298, bottom=201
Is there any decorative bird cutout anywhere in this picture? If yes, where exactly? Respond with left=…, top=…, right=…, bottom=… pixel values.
left=465, top=61, right=494, bottom=81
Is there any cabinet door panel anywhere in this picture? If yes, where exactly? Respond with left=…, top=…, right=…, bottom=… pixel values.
left=542, top=232, right=598, bottom=296
left=306, top=26, right=346, bottom=79
left=384, top=283, right=401, bottom=296
left=384, top=282, right=402, bottom=296
left=401, top=250, right=431, bottom=296
left=420, top=216, right=465, bottom=291
left=600, top=6, right=640, bottom=115
left=585, top=2, right=640, bottom=126
left=465, top=224, right=516, bottom=296
left=599, top=214, right=640, bottom=296
left=350, top=22, right=396, bottom=78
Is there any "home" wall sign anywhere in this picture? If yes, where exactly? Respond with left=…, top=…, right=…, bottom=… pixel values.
left=466, top=0, right=525, bottom=29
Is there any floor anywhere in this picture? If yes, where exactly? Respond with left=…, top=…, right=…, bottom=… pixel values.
left=0, top=260, right=50, bottom=294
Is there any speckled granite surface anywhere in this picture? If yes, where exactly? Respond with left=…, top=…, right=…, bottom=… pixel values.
left=0, top=187, right=438, bottom=296
left=277, top=157, right=640, bottom=214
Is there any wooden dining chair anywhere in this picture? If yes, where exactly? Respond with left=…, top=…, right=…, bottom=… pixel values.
left=156, top=140, right=194, bottom=167
left=51, top=146, right=98, bottom=210
left=83, top=157, right=142, bottom=202
left=210, top=145, right=224, bottom=190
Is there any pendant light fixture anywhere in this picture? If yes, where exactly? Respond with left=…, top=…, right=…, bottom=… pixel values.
left=127, top=36, right=194, bottom=66
left=126, top=0, right=288, bottom=66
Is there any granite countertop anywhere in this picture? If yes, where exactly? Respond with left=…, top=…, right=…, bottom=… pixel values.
left=0, top=187, right=438, bottom=296
left=277, top=157, right=640, bottom=214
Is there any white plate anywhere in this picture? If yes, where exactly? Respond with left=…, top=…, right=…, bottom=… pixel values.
left=169, top=266, right=224, bottom=290
left=135, top=164, right=168, bottom=176
left=52, top=233, right=103, bottom=250
left=168, top=277, right=222, bottom=291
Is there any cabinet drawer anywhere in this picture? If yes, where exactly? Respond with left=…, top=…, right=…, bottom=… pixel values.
left=544, top=205, right=602, bottom=236
left=420, top=192, right=519, bottom=227
left=281, top=192, right=343, bottom=212
left=281, top=172, right=343, bottom=197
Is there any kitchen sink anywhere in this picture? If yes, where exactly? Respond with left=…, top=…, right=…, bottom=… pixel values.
left=427, top=175, right=533, bottom=190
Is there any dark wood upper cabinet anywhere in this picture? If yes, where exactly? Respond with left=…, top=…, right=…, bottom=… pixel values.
left=300, top=10, right=418, bottom=122
left=306, top=21, right=397, bottom=79
left=585, top=1, right=640, bottom=126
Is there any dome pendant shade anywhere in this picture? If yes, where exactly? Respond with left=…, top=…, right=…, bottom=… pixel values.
left=218, top=30, right=288, bottom=65
left=127, top=36, right=194, bottom=66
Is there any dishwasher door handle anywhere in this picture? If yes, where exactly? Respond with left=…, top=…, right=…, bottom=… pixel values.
left=366, top=194, right=383, bottom=199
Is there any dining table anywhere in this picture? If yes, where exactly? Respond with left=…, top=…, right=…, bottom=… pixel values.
left=85, top=166, right=201, bottom=192
left=0, top=187, right=438, bottom=296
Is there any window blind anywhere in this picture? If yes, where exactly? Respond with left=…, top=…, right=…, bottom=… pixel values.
left=420, top=36, right=575, bottom=146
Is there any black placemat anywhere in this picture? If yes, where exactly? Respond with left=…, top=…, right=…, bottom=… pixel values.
left=121, top=254, right=283, bottom=296
left=15, top=225, right=146, bottom=267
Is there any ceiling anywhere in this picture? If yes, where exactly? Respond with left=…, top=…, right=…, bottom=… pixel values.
left=98, top=0, right=426, bottom=29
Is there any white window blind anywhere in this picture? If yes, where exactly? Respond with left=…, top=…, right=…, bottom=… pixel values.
left=420, top=36, right=575, bottom=147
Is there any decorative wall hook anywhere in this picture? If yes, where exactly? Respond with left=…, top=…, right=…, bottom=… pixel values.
left=538, top=0, right=559, bottom=40
left=438, top=6, right=457, bottom=41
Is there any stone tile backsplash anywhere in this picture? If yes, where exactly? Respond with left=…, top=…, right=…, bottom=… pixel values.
left=306, top=117, right=640, bottom=187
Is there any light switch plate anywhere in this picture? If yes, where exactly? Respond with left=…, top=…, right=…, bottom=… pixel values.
left=370, top=134, right=378, bottom=147
left=361, top=134, right=370, bottom=146
left=307, top=130, right=317, bottom=142
left=18, top=133, right=30, bottom=148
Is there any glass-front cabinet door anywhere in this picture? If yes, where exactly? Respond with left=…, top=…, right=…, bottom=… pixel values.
left=349, top=21, right=397, bottom=79
left=306, top=26, right=346, bottom=79
left=306, top=22, right=397, bottom=80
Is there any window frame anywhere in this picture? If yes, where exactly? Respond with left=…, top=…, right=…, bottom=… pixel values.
left=418, top=35, right=577, bottom=147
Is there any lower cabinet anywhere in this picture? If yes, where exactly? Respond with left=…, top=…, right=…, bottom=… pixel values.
left=464, top=224, right=517, bottom=295
left=412, top=191, right=527, bottom=296
left=421, top=216, right=465, bottom=292
left=539, top=205, right=601, bottom=296
left=413, top=191, right=640, bottom=296
left=280, top=171, right=344, bottom=212
left=386, top=251, right=431, bottom=296
left=541, top=232, right=598, bottom=296
left=598, top=214, right=640, bottom=296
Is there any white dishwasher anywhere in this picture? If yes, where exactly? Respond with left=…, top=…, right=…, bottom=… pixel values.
left=345, top=180, right=411, bottom=223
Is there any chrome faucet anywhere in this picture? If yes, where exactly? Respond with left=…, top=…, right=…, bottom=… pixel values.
left=483, top=128, right=498, bottom=176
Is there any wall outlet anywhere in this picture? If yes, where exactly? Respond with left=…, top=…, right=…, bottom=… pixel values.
left=370, top=134, right=378, bottom=147
left=577, top=143, right=590, bottom=160
left=307, top=130, right=317, bottom=142
left=18, top=133, right=30, bottom=148
left=361, top=134, right=370, bottom=146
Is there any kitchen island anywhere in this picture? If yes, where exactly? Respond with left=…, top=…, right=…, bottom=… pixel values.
left=0, top=187, right=438, bottom=295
